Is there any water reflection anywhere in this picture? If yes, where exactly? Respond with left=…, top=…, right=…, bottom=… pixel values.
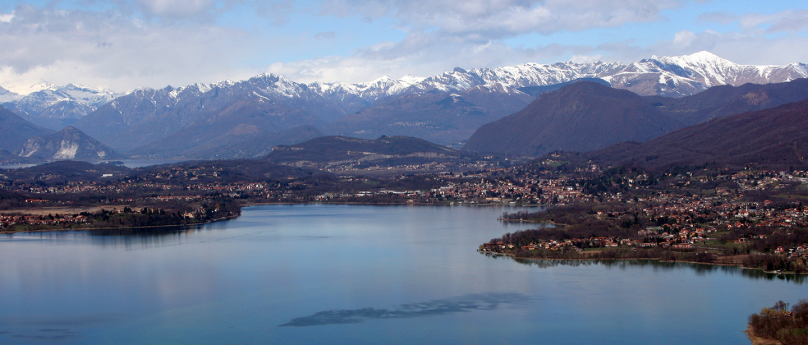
left=86, top=226, right=209, bottom=249
left=8, top=328, right=80, bottom=341
left=280, top=292, right=535, bottom=327
left=497, top=255, right=807, bottom=284
left=0, top=315, right=120, bottom=342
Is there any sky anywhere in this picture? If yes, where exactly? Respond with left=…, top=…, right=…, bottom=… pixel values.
left=0, top=0, right=806, bottom=94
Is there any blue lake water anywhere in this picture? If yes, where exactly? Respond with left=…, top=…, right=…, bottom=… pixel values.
left=0, top=158, right=189, bottom=170
left=0, top=204, right=804, bottom=344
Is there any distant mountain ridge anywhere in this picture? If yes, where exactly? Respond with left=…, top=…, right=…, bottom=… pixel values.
left=306, top=51, right=807, bottom=101
left=0, top=105, right=53, bottom=151
left=8, top=51, right=805, bottom=126
left=72, top=75, right=342, bottom=153
left=142, top=125, right=324, bottom=160
left=2, top=84, right=120, bottom=130
left=3, top=51, right=806, bottom=158
left=324, top=83, right=537, bottom=146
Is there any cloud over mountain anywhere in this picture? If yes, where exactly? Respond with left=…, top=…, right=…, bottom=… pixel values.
left=0, top=1, right=805, bottom=93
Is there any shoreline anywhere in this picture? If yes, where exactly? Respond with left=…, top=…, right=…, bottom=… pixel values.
left=485, top=251, right=808, bottom=275
left=499, top=218, right=566, bottom=225
left=4, top=203, right=807, bottom=277
left=746, top=325, right=781, bottom=345
left=0, top=201, right=536, bottom=234
left=0, top=214, right=240, bottom=235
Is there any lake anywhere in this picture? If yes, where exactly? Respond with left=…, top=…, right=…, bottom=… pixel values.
left=0, top=204, right=803, bottom=344
left=0, top=158, right=189, bottom=170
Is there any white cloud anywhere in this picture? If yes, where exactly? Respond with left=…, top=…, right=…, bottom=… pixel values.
left=601, top=30, right=808, bottom=66
left=698, top=9, right=808, bottom=34
left=255, top=0, right=297, bottom=26
left=319, top=0, right=686, bottom=39
left=765, top=9, right=808, bottom=33
left=672, top=30, right=697, bottom=47
left=0, top=5, right=257, bottom=93
left=570, top=54, right=603, bottom=64
left=0, top=12, right=13, bottom=23
left=0, top=1, right=806, bottom=95
left=265, top=32, right=599, bottom=84
left=264, top=26, right=808, bottom=86
left=136, top=0, right=215, bottom=17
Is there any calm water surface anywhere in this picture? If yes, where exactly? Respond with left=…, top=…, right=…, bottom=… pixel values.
left=0, top=204, right=804, bottom=344
left=0, top=158, right=189, bottom=170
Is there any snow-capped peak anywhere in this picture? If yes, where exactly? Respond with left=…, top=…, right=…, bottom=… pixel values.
left=372, top=75, right=394, bottom=82
left=399, top=75, right=425, bottom=86
left=4, top=51, right=807, bottom=124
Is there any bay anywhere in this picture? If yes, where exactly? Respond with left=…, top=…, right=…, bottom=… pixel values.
left=0, top=204, right=803, bottom=344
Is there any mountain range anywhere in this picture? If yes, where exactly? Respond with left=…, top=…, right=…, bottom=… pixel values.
left=1, top=84, right=119, bottom=130
left=1, top=51, right=807, bottom=161
left=463, top=76, right=808, bottom=157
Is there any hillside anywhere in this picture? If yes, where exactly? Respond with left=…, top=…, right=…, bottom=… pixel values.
left=647, top=78, right=808, bottom=126
left=569, top=98, right=808, bottom=170
left=0, top=160, right=132, bottom=182
left=177, top=125, right=324, bottom=160
left=0, top=105, right=53, bottom=151
left=0, top=148, right=32, bottom=165
left=72, top=75, right=339, bottom=153
left=265, top=135, right=478, bottom=170
left=16, top=126, right=122, bottom=161
left=125, top=99, right=323, bottom=158
left=463, top=81, right=684, bottom=156
left=325, top=84, right=534, bottom=146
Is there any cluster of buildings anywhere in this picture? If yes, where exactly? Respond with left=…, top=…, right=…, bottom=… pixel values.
left=0, top=213, right=89, bottom=230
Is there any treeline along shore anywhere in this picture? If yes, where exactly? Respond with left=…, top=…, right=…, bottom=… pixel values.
left=0, top=158, right=525, bottom=233
left=482, top=201, right=808, bottom=274
left=747, top=299, right=808, bottom=345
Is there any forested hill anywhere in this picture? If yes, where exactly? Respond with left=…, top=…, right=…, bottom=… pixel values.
left=551, top=98, right=808, bottom=170
left=463, top=81, right=683, bottom=156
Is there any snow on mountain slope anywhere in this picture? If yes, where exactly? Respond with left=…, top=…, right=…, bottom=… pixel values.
left=1, top=84, right=122, bottom=130
left=10, top=84, right=120, bottom=117
left=311, top=51, right=807, bottom=101
left=4, top=51, right=808, bottom=128
left=607, top=52, right=808, bottom=96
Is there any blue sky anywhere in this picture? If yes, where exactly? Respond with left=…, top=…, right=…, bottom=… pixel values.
left=0, top=0, right=806, bottom=93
